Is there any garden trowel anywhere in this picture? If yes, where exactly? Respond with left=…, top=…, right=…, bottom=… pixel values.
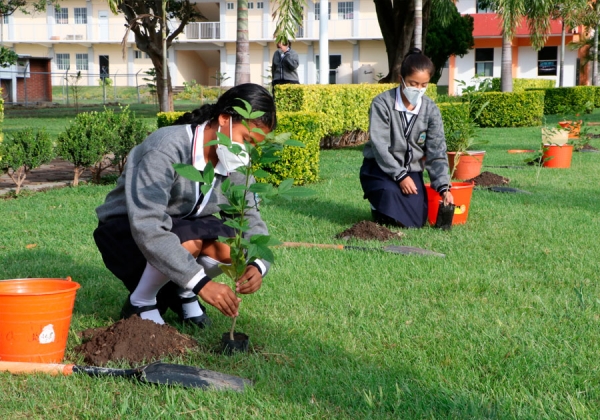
left=281, top=242, right=445, bottom=257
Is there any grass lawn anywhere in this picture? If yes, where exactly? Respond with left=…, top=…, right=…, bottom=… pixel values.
left=1, top=113, right=600, bottom=418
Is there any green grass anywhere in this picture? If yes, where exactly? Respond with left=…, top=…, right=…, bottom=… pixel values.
left=1, top=116, right=600, bottom=418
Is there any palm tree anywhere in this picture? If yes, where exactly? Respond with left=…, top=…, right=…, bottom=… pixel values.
left=492, top=0, right=554, bottom=92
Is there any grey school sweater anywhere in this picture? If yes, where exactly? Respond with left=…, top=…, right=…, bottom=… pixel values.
left=95, top=124, right=270, bottom=291
left=363, top=88, right=450, bottom=193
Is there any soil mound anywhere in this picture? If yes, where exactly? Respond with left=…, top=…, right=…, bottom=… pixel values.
left=74, top=316, right=198, bottom=366
left=467, top=171, right=510, bottom=187
left=335, top=220, right=403, bottom=241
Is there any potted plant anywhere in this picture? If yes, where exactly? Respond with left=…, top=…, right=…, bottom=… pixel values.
left=174, top=100, right=313, bottom=355
left=556, top=101, right=593, bottom=139
left=446, top=78, right=490, bottom=181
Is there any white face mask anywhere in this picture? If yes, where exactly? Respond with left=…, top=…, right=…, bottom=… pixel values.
left=402, top=79, right=426, bottom=107
left=216, top=118, right=250, bottom=173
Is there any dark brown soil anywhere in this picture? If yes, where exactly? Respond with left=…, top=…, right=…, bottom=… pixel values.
left=74, top=316, right=198, bottom=366
left=579, top=144, right=599, bottom=151
left=335, top=220, right=403, bottom=241
left=467, top=171, right=510, bottom=187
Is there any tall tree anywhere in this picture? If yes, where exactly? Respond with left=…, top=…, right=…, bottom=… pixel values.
left=107, top=0, right=203, bottom=111
left=425, top=6, right=474, bottom=84
left=552, top=0, right=589, bottom=86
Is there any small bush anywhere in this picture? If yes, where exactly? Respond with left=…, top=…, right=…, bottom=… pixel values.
left=471, top=91, right=545, bottom=127
left=532, top=86, right=596, bottom=115
left=157, top=112, right=186, bottom=128
left=106, top=106, right=148, bottom=174
left=490, top=78, right=555, bottom=92
left=438, top=102, right=471, bottom=151
left=0, top=128, right=54, bottom=194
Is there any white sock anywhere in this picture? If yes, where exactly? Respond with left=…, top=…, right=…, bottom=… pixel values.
left=177, top=288, right=204, bottom=319
left=139, top=309, right=165, bottom=325
left=130, top=262, right=169, bottom=324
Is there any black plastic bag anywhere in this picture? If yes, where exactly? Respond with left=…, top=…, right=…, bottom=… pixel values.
left=435, top=202, right=455, bottom=230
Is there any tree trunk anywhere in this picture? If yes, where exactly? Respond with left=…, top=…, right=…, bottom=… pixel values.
left=500, top=32, right=513, bottom=92
left=414, top=0, right=422, bottom=50
left=149, top=52, right=173, bottom=112
left=235, top=0, right=250, bottom=85
left=559, top=20, right=566, bottom=87
left=594, top=24, right=599, bottom=86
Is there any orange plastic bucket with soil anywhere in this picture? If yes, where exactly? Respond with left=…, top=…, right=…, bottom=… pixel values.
left=425, top=182, right=474, bottom=225
left=0, top=277, right=80, bottom=363
left=542, top=144, right=573, bottom=168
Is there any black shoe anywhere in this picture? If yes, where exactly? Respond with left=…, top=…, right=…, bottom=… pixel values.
left=178, top=296, right=212, bottom=329
left=120, top=295, right=159, bottom=319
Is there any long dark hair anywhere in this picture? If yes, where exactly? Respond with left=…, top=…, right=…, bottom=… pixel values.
left=400, top=48, right=435, bottom=79
left=173, top=83, right=277, bottom=129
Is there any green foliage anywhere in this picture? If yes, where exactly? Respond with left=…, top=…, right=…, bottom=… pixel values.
left=259, top=111, right=328, bottom=185
left=0, top=47, right=18, bottom=68
left=98, top=77, right=113, bottom=87
left=594, top=87, right=600, bottom=108
left=472, top=91, right=545, bottom=127
left=438, top=102, right=470, bottom=152
left=0, top=128, right=54, bottom=194
left=157, top=111, right=185, bottom=128
left=425, top=5, right=474, bottom=84
left=539, top=86, right=597, bottom=115
left=275, top=84, right=437, bottom=135
left=104, top=106, right=148, bottom=173
left=175, top=80, right=221, bottom=102
left=490, top=78, right=555, bottom=92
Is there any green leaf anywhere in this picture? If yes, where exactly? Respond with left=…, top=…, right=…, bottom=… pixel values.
left=219, top=264, right=237, bottom=281
left=252, top=168, right=270, bottom=179
left=216, top=131, right=231, bottom=146
left=278, top=178, right=295, bottom=192
left=203, top=161, right=214, bottom=184
left=233, top=105, right=251, bottom=119
left=284, top=139, right=306, bottom=148
left=249, top=183, right=273, bottom=194
left=249, top=110, right=265, bottom=119
left=218, top=204, right=239, bottom=214
left=256, top=244, right=275, bottom=263
left=173, top=163, right=204, bottom=183
left=224, top=219, right=245, bottom=231
left=250, top=234, right=281, bottom=246
left=280, top=186, right=316, bottom=198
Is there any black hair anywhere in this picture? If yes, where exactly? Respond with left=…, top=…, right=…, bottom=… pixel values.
left=400, top=48, right=435, bottom=79
left=173, top=83, right=277, bottom=130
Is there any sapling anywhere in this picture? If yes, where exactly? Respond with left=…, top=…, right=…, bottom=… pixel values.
left=173, top=99, right=314, bottom=343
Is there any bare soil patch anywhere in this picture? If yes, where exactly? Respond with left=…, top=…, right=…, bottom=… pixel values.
left=335, top=220, right=403, bottom=241
left=466, top=171, right=510, bottom=187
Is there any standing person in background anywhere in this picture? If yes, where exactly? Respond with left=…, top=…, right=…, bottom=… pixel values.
left=271, top=40, right=299, bottom=97
left=359, top=48, right=454, bottom=228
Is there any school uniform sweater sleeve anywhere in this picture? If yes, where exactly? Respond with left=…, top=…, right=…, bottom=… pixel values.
left=423, top=102, right=451, bottom=193
left=367, top=95, right=407, bottom=182
left=283, top=49, right=299, bottom=71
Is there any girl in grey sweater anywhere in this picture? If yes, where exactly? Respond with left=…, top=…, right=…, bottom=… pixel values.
left=360, top=49, right=454, bottom=228
left=94, top=84, right=275, bottom=327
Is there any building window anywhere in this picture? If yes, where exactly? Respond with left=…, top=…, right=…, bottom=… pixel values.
left=227, top=2, right=234, bottom=10
left=476, top=0, right=493, bottom=13
left=3, top=15, right=8, bottom=24
left=316, top=54, right=342, bottom=84
left=257, top=1, right=264, bottom=9
left=248, top=2, right=254, bottom=9
left=74, top=8, right=87, bottom=24
left=314, top=2, right=331, bottom=20
left=538, top=47, right=557, bottom=76
left=76, top=53, right=88, bottom=70
left=134, top=50, right=150, bottom=59
left=475, top=48, right=493, bottom=77
left=56, top=53, right=70, bottom=70
left=56, top=7, right=68, bottom=24
left=338, top=1, right=353, bottom=20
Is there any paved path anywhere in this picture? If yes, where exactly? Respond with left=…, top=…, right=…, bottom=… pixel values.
left=0, top=159, right=116, bottom=196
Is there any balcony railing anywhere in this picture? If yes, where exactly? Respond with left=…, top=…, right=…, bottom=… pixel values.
left=185, top=22, right=221, bottom=40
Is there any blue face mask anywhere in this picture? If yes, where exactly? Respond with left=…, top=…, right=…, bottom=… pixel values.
left=402, top=79, right=426, bottom=106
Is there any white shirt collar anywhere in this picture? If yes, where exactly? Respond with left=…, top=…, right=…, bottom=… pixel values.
left=394, top=86, right=422, bottom=115
left=191, top=122, right=229, bottom=176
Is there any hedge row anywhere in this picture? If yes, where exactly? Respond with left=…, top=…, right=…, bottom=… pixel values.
left=490, top=78, right=555, bottom=92
left=528, top=86, right=597, bottom=115
left=473, top=91, right=545, bottom=127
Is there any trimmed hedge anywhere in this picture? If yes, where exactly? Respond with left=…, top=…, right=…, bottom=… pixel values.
left=529, top=86, right=596, bottom=115
left=157, top=111, right=186, bottom=128
left=491, top=78, right=555, bottom=92
left=438, top=102, right=470, bottom=151
left=595, top=86, right=600, bottom=108
left=472, top=91, right=545, bottom=127
left=275, top=83, right=438, bottom=135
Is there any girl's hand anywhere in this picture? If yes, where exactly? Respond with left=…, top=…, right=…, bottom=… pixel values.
left=236, top=265, right=263, bottom=294
left=442, top=190, right=454, bottom=206
left=399, top=177, right=418, bottom=195
left=198, top=281, right=241, bottom=317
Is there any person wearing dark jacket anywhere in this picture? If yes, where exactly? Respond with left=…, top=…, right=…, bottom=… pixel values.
left=271, top=41, right=299, bottom=96
left=360, top=49, right=454, bottom=228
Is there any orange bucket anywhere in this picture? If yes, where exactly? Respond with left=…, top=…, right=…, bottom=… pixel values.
left=0, top=277, right=80, bottom=363
left=426, top=182, right=474, bottom=225
left=542, top=144, right=573, bottom=168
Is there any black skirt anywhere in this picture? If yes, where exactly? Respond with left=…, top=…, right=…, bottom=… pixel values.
left=93, top=215, right=234, bottom=313
left=359, top=158, right=428, bottom=228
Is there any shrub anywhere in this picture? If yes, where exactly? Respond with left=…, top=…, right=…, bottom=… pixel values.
left=57, top=111, right=115, bottom=186
left=275, top=83, right=437, bottom=135
left=0, top=128, right=54, bottom=195
left=438, top=102, right=471, bottom=151
left=490, top=78, right=555, bottom=92
left=533, top=86, right=596, bottom=115
left=594, top=86, right=600, bottom=108
left=106, top=106, right=148, bottom=174
left=471, top=91, right=545, bottom=127
left=157, top=111, right=186, bottom=128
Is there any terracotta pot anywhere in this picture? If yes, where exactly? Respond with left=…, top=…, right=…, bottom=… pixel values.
left=447, top=151, right=486, bottom=181
left=558, top=120, right=582, bottom=139
left=425, top=182, right=474, bottom=225
left=542, top=144, right=573, bottom=168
